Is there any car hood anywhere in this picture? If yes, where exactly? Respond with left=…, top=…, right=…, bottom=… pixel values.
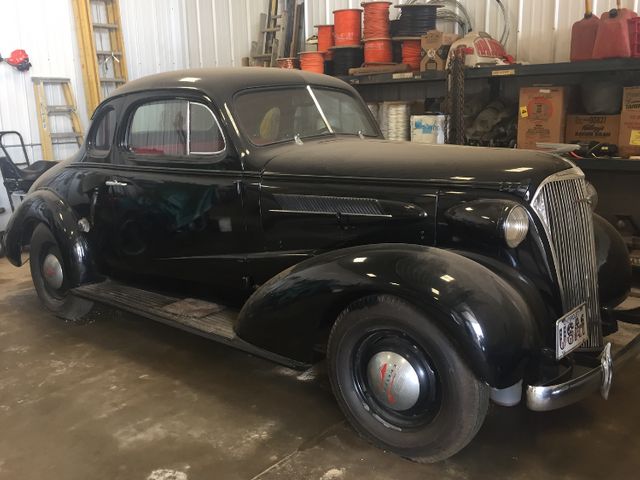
left=261, top=138, right=576, bottom=200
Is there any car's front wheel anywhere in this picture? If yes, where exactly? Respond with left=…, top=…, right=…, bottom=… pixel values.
left=327, top=295, right=489, bottom=463
left=29, top=223, right=93, bottom=322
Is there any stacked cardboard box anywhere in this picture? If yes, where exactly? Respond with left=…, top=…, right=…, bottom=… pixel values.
left=517, top=87, right=567, bottom=150
left=565, top=115, right=620, bottom=144
left=618, top=86, right=640, bottom=158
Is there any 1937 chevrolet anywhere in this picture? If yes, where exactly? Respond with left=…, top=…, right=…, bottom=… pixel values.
left=3, top=68, right=640, bottom=462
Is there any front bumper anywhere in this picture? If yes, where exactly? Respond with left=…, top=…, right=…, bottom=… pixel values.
left=526, top=332, right=640, bottom=411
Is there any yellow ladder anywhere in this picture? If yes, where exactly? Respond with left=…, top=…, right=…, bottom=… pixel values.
left=32, top=77, right=84, bottom=161
left=72, top=0, right=128, bottom=114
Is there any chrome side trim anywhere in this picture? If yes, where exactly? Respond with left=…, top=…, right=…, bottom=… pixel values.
left=526, top=333, right=640, bottom=411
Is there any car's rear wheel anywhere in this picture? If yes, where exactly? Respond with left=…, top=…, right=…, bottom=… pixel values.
left=29, top=224, right=93, bottom=322
left=327, top=295, right=489, bottom=463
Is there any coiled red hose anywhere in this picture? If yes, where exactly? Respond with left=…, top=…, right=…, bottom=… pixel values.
left=402, top=39, right=422, bottom=71
left=362, top=2, right=392, bottom=39
left=299, top=51, right=325, bottom=74
left=334, top=9, right=362, bottom=46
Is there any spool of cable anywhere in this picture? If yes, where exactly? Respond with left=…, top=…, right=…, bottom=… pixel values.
left=386, top=102, right=410, bottom=141
left=316, top=25, right=335, bottom=59
left=364, top=38, right=393, bottom=64
left=362, top=2, right=392, bottom=39
left=334, top=9, right=363, bottom=46
left=331, top=45, right=364, bottom=76
left=299, top=51, right=326, bottom=74
left=277, top=57, right=299, bottom=69
left=393, top=4, right=439, bottom=37
left=402, top=39, right=422, bottom=71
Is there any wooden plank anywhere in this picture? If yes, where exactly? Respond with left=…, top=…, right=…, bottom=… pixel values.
left=348, top=64, right=412, bottom=76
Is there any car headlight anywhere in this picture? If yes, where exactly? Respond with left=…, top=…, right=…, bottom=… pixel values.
left=503, top=205, right=529, bottom=248
left=585, top=182, right=598, bottom=211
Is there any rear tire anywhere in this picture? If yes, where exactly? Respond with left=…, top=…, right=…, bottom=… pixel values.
left=327, top=295, right=489, bottom=463
left=29, top=223, right=93, bottom=322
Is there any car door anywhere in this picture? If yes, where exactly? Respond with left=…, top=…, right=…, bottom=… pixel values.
left=97, top=92, right=248, bottom=295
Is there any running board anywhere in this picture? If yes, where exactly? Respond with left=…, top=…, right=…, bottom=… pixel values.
left=72, top=280, right=309, bottom=369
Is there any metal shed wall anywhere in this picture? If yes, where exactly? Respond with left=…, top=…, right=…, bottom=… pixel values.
left=2, top=0, right=639, bottom=168
left=0, top=0, right=266, bottom=165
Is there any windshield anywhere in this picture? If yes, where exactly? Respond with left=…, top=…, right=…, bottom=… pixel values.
left=234, top=86, right=379, bottom=146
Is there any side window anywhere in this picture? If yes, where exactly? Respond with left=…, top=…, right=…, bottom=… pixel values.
left=129, top=100, right=187, bottom=156
left=190, top=103, right=225, bottom=154
left=89, top=108, right=116, bottom=152
left=127, top=99, right=225, bottom=157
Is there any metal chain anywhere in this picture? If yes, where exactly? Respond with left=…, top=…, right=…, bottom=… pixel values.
left=445, top=48, right=466, bottom=145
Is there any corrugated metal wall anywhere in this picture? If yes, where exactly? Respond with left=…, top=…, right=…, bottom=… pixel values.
left=305, top=0, right=640, bottom=64
left=1, top=0, right=639, bottom=167
left=0, top=0, right=266, bottom=166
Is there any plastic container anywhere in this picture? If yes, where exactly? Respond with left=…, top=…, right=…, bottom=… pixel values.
left=593, top=7, right=638, bottom=59
left=570, top=13, right=600, bottom=62
left=630, top=17, right=640, bottom=57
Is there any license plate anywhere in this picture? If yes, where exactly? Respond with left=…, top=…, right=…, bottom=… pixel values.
left=556, top=304, right=588, bottom=359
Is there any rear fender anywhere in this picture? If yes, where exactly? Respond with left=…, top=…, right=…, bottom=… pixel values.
left=237, top=243, right=542, bottom=388
left=4, top=189, right=96, bottom=286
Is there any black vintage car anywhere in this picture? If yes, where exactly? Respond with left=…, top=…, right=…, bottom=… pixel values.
left=3, top=68, right=640, bottom=462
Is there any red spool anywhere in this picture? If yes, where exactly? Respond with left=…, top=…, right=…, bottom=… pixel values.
left=362, top=2, right=392, bottom=39
left=364, top=38, right=393, bottom=64
left=334, top=9, right=362, bottom=46
left=402, top=39, right=422, bottom=71
left=299, top=51, right=326, bottom=74
left=317, top=25, right=335, bottom=59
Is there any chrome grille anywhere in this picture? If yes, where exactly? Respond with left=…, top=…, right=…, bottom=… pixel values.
left=531, top=168, right=603, bottom=350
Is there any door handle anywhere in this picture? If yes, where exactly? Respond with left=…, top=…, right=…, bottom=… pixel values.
left=105, top=179, right=128, bottom=187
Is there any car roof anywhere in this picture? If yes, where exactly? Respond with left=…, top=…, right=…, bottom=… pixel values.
left=108, top=67, right=353, bottom=105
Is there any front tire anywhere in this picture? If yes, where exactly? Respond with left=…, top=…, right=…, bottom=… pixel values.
left=327, top=295, right=489, bottom=463
left=29, top=223, right=93, bottom=322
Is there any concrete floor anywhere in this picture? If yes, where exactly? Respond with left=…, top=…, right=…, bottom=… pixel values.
left=1, top=258, right=640, bottom=480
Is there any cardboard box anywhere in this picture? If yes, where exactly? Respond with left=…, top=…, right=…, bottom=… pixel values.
left=565, top=115, right=620, bottom=144
left=618, top=86, right=640, bottom=158
left=517, top=87, right=567, bottom=150
left=420, top=30, right=460, bottom=72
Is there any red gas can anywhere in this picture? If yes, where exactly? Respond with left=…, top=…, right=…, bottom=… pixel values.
left=570, top=0, right=600, bottom=62
left=593, top=1, right=638, bottom=59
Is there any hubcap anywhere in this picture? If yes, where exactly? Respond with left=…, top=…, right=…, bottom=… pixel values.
left=42, top=253, right=64, bottom=290
left=367, top=350, right=421, bottom=411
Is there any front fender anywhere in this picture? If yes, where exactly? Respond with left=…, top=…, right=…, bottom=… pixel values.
left=594, top=213, right=631, bottom=308
left=4, top=189, right=96, bottom=286
left=237, top=244, right=541, bottom=388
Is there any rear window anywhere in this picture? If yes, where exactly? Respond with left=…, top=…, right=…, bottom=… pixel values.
left=127, top=100, right=225, bottom=157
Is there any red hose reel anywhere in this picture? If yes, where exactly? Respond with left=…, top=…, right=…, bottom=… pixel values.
left=0, top=49, right=32, bottom=72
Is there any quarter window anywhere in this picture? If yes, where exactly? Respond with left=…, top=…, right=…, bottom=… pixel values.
left=89, top=108, right=116, bottom=151
left=128, top=100, right=225, bottom=157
